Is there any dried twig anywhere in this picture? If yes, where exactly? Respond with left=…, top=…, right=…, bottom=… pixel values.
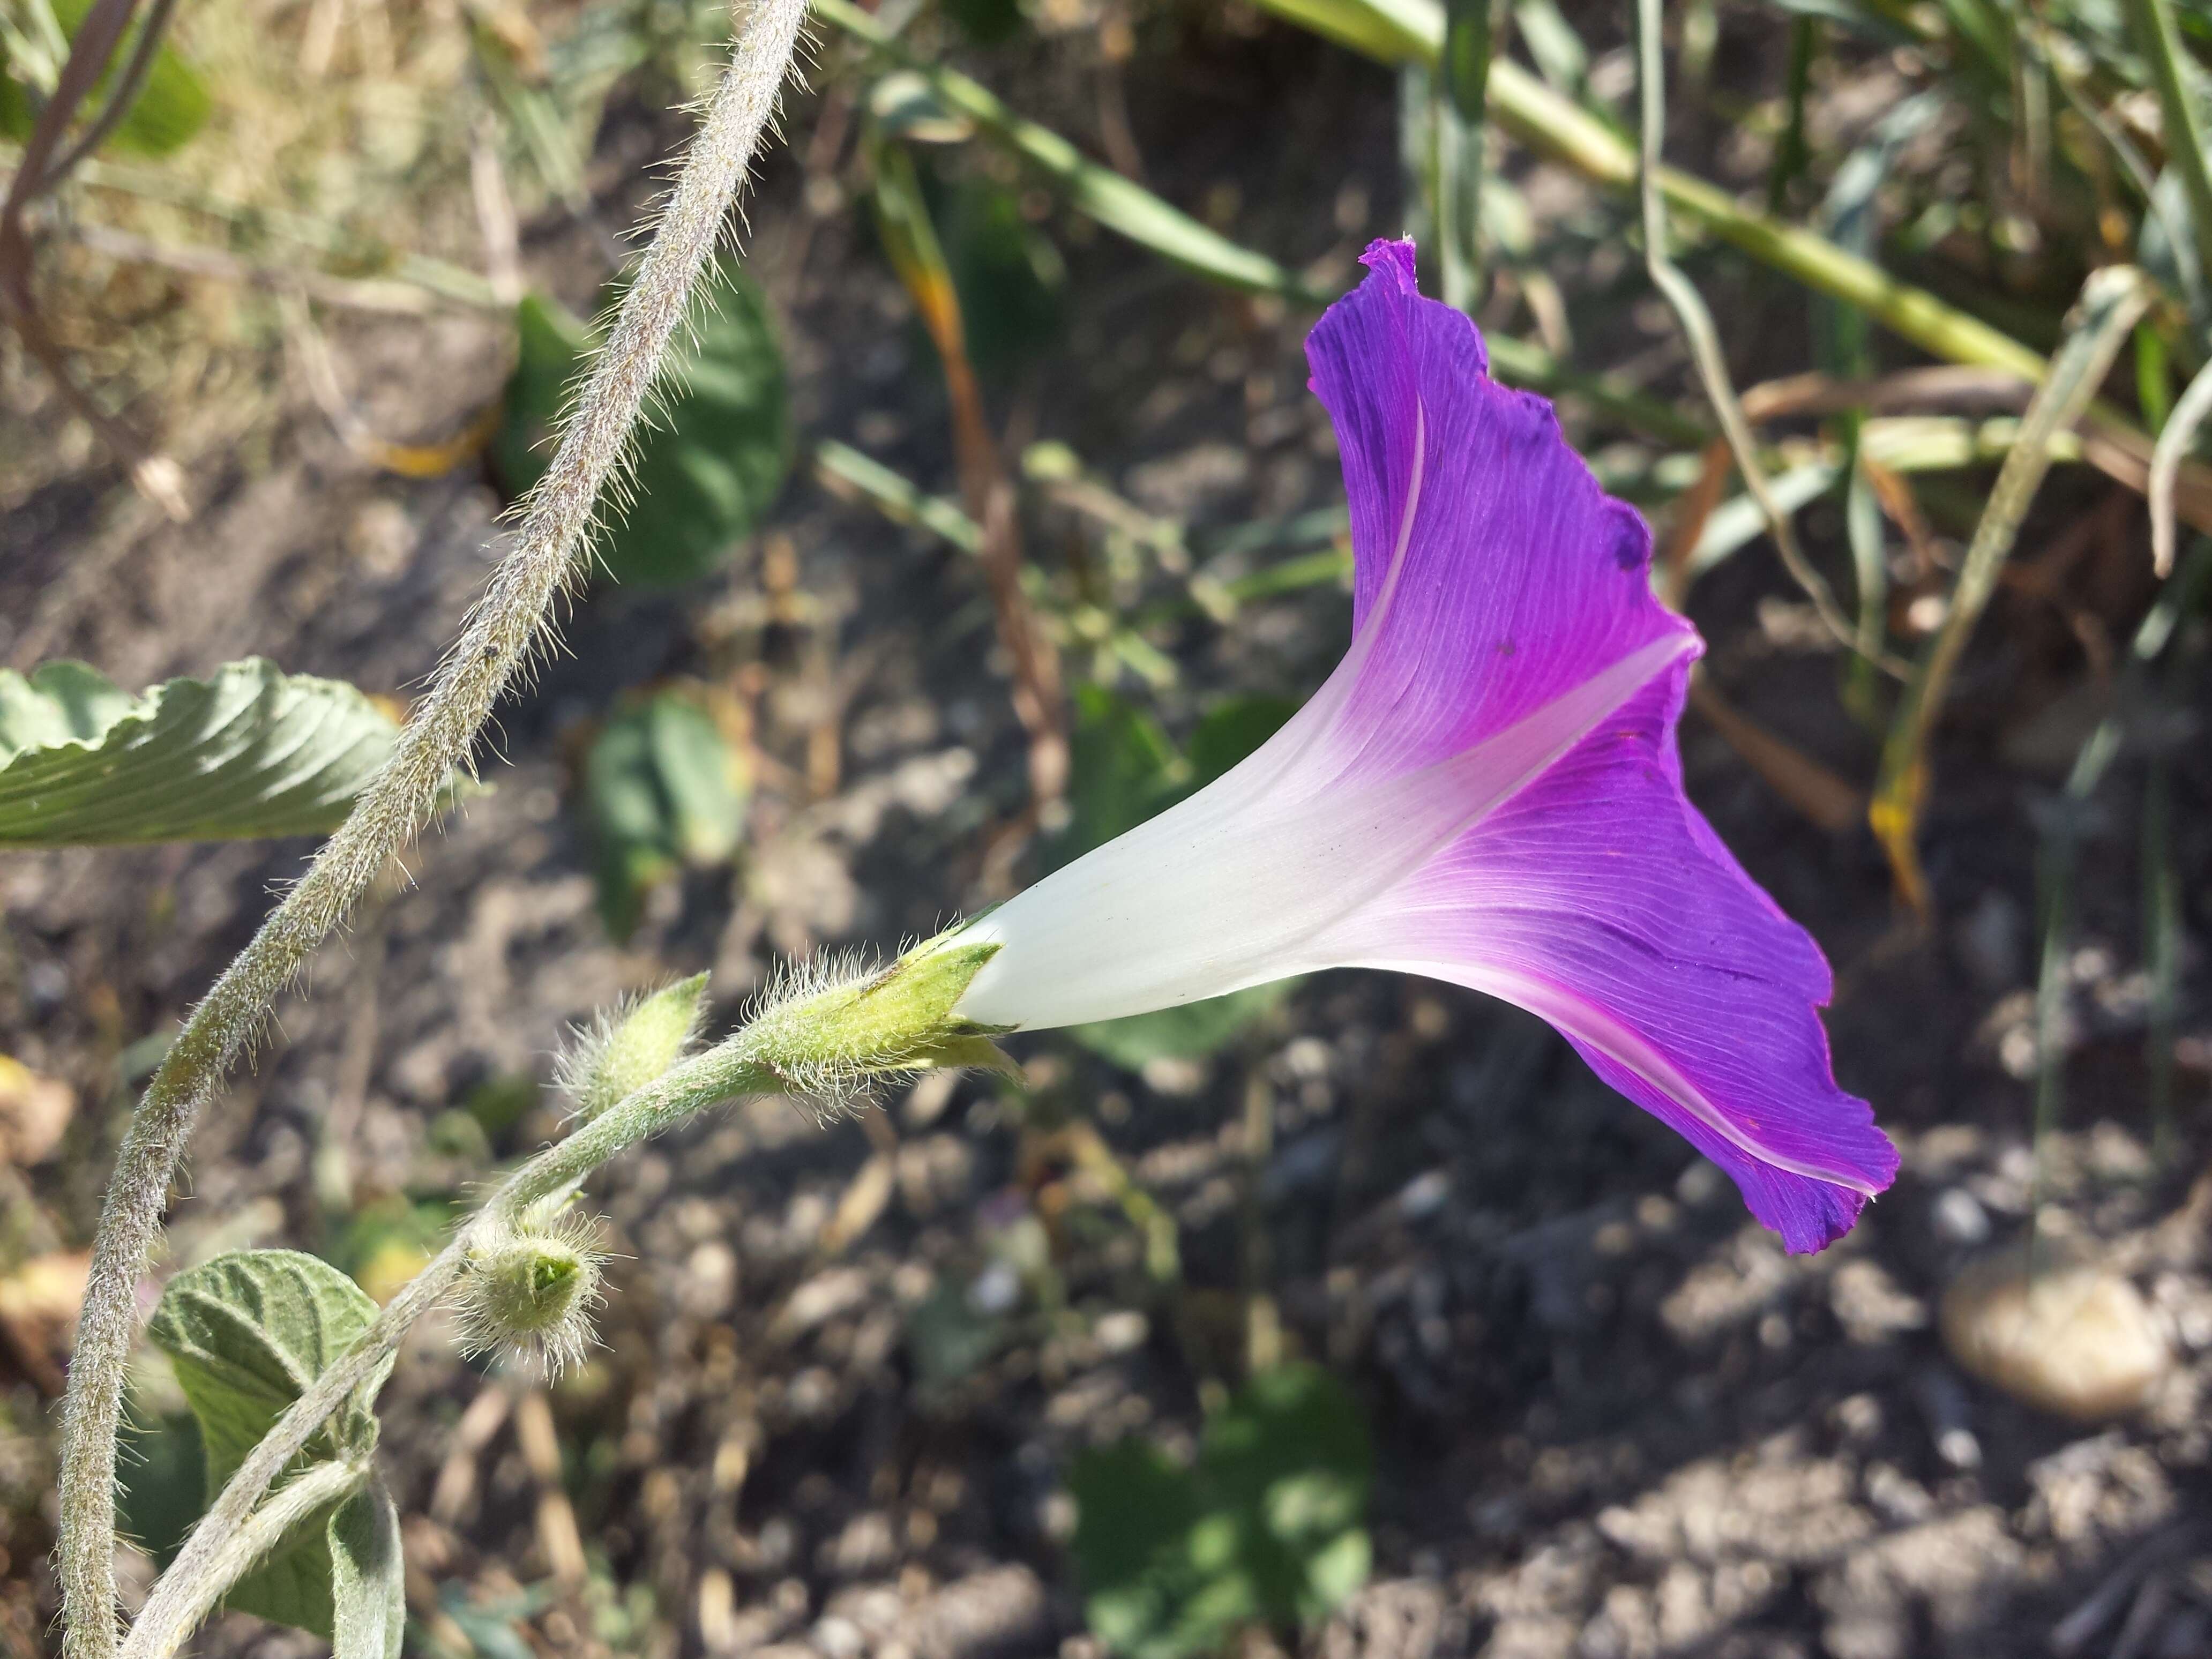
left=35, top=0, right=180, bottom=192
left=0, top=0, right=191, bottom=519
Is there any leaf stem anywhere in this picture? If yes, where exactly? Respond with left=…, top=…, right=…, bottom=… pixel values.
left=55, top=4, right=810, bottom=1653
left=121, top=1040, right=782, bottom=1659
left=125, top=1459, right=370, bottom=1659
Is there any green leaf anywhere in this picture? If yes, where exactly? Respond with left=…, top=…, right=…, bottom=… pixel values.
left=111, top=39, right=212, bottom=155
left=1071, top=1365, right=1371, bottom=1657
left=1183, top=696, right=1297, bottom=790
left=490, top=292, right=590, bottom=498
left=0, top=659, right=401, bottom=846
left=330, top=1479, right=405, bottom=1659
left=492, top=261, right=793, bottom=587
left=1199, top=1365, right=1372, bottom=1625
left=1055, top=684, right=1179, bottom=867
left=941, top=176, right=1065, bottom=383
left=583, top=689, right=749, bottom=937
left=1070, top=983, right=1293, bottom=1070
left=1071, top=1442, right=1215, bottom=1659
left=944, top=0, right=1025, bottom=43
left=116, top=1407, right=203, bottom=1567
left=0, top=57, right=33, bottom=145
left=146, top=1250, right=395, bottom=1641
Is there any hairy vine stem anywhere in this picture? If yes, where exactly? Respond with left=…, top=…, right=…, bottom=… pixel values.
left=121, top=1040, right=782, bottom=1659
left=56, top=3, right=811, bottom=1651
left=123, top=1458, right=371, bottom=1659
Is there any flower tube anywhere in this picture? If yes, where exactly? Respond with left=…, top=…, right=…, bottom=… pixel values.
left=954, top=240, right=1895, bottom=1253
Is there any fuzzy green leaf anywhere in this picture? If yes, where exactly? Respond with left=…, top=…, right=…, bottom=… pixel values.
left=0, top=659, right=401, bottom=847
left=146, top=1250, right=395, bottom=1641
left=330, top=1479, right=406, bottom=1659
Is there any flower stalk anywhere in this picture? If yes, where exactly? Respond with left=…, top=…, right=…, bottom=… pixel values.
left=55, top=3, right=810, bottom=1652
left=118, top=1055, right=753, bottom=1659
left=121, top=932, right=1007, bottom=1658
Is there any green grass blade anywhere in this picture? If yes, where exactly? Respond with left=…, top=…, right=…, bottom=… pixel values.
left=813, top=0, right=1703, bottom=443
left=813, top=438, right=982, bottom=553
left=1634, top=0, right=1880, bottom=663
left=2126, top=0, right=2212, bottom=288
left=1436, top=0, right=1499, bottom=310
left=1249, top=0, right=2049, bottom=383
left=818, top=0, right=1311, bottom=298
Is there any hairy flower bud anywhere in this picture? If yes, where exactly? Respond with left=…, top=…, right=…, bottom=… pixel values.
left=455, top=1212, right=607, bottom=1376
left=559, top=973, right=711, bottom=1122
left=743, top=930, right=1014, bottom=1116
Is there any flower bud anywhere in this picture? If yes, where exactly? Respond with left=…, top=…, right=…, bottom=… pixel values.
left=455, top=1212, right=607, bottom=1376
left=745, top=930, right=1014, bottom=1115
left=560, top=973, right=711, bottom=1122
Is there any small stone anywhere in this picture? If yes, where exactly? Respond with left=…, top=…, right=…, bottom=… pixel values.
left=0, top=1056, right=72, bottom=1167
left=1675, top=1159, right=1724, bottom=1206
left=1140, top=1055, right=1206, bottom=1097
left=1094, top=1310, right=1148, bottom=1354
left=1940, top=1252, right=2171, bottom=1421
left=1932, top=1188, right=1991, bottom=1247
left=1955, top=891, right=2024, bottom=990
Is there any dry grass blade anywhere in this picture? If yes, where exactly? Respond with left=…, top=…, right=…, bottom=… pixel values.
left=1870, top=266, right=2153, bottom=916
left=1740, top=365, right=2038, bottom=421
left=1633, top=0, right=1903, bottom=677
left=1658, top=438, right=1732, bottom=607
left=2149, top=357, right=2212, bottom=577
left=280, top=295, right=502, bottom=476
left=1688, top=676, right=1866, bottom=834
left=64, top=222, right=462, bottom=315
left=868, top=138, right=1067, bottom=813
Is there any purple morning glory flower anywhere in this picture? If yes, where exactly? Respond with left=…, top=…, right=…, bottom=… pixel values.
left=955, top=239, right=1897, bottom=1253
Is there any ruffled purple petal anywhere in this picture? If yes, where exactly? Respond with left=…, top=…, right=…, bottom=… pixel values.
left=964, top=237, right=1892, bottom=1253
left=1303, top=240, right=1694, bottom=780
left=1308, top=666, right=1897, bottom=1253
